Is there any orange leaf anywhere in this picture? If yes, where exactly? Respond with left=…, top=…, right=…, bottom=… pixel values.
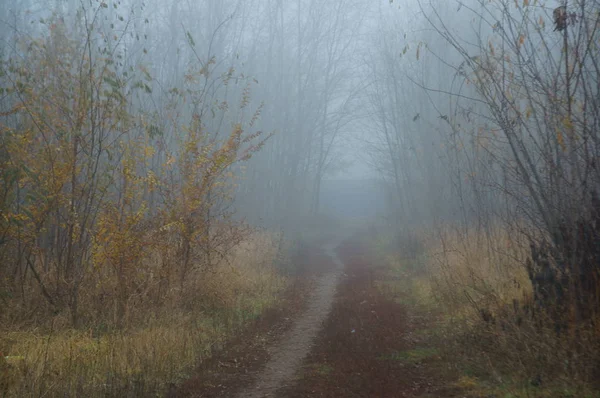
left=557, top=130, right=566, bottom=151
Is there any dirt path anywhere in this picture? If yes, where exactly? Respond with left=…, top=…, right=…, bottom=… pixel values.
left=278, top=237, right=452, bottom=398
left=175, top=235, right=453, bottom=398
left=172, top=239, right=345, bottom=398
left=238, top=241, right=345, bottom=398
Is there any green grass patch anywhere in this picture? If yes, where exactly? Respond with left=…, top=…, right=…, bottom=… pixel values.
left=377, top=347, right=439, bottom=364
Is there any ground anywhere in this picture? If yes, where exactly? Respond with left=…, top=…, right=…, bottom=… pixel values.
left=172, top=236, right=456, bottom=398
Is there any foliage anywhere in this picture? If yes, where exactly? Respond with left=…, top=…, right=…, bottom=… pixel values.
left=0, top=4, right=279, bottom=396
left=0, top=2, right=268, bottom=326
left=0, top=232, right=287, bottom=397
left=406, top=0, right=600, bottom=391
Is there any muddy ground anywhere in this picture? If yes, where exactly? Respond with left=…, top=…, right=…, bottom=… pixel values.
left=173, top=237, right=455, bottom=398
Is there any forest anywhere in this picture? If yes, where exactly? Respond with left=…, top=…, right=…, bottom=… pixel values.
left=1, top=0, right=599, bottom=397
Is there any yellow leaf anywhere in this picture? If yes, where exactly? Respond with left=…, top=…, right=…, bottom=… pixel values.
left=144, top=145, right=155, bottom=158
left=166, top=154, right=175, bottom=166
left=557, top=130, right=566, bottom=151
left=563, top=116, right=574, bottom=131
left=454, top=375, right=479, bottom=389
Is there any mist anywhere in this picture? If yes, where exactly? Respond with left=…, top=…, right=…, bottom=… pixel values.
left=1, top=0, right=599, bottom=396
left=0, top=0, right=549, bottom=230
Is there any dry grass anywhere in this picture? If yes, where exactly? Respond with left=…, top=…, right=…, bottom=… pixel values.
left=371, top=224, right=600, bottom=397
left=0, top=231, right=288, bottom=397
left=196, top=232, right=287, bottom=309
left=424, top=225, right=531, bottom=321
left=371, top=230, right=437, bottom=309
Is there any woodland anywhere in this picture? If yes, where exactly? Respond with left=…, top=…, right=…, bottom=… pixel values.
left=1, top=0, right=599, bottom=396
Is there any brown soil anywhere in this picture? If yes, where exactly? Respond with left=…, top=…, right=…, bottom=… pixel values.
left=238, top=240, right=345, bottom=398
left=173, top=236, right=454, bottom=398
left=277, top=238, right=451, bottom=397
left=171, top=242, right=338, bottom=398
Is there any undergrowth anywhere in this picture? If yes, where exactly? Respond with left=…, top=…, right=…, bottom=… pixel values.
left=369, top=225, right=600, bottom=398
left=0, top=232, right=288, bottom=397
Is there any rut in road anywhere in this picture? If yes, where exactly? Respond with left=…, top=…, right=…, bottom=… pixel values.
left=238, top=240, right=345, bottom=398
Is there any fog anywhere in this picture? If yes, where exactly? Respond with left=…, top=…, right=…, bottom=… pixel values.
left=2, top=0, right=600, bottom=394
left=2, top=0, right=598, bottom=248
left=0, top=1, right=464, bottom=231
left=3, top=0, right=592, bottom=236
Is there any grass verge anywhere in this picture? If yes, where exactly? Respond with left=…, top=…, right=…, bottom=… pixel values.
left=0, top=232, right=288, bottom=397
left=368, top=226, right=600, bottom=398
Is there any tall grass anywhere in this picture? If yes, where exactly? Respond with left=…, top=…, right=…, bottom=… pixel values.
left=373, top=225, right=600, bottom=397
left=0, top=232, right=288, bottom=397
left=425, top=225, right=531, bottom=321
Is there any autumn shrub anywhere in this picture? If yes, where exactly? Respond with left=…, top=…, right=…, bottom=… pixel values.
left=0, top=7, right=286, bottom=397
left=0, top=230, right=288, bottom=397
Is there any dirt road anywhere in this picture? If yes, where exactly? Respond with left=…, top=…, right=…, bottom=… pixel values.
left=175, top=236, right=450, bottom=398
left=279, top=238, right=448, bottom=397
left=239, top=241, right=345, bottom=397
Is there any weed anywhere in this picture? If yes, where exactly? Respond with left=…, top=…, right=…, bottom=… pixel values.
left=309, top=363, right=334, bottom=376
left=0, top=232, right=288, bottom=397
left=378, top=347, right=439, bottom=363
left=369, top=225, right=600, bottom=397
